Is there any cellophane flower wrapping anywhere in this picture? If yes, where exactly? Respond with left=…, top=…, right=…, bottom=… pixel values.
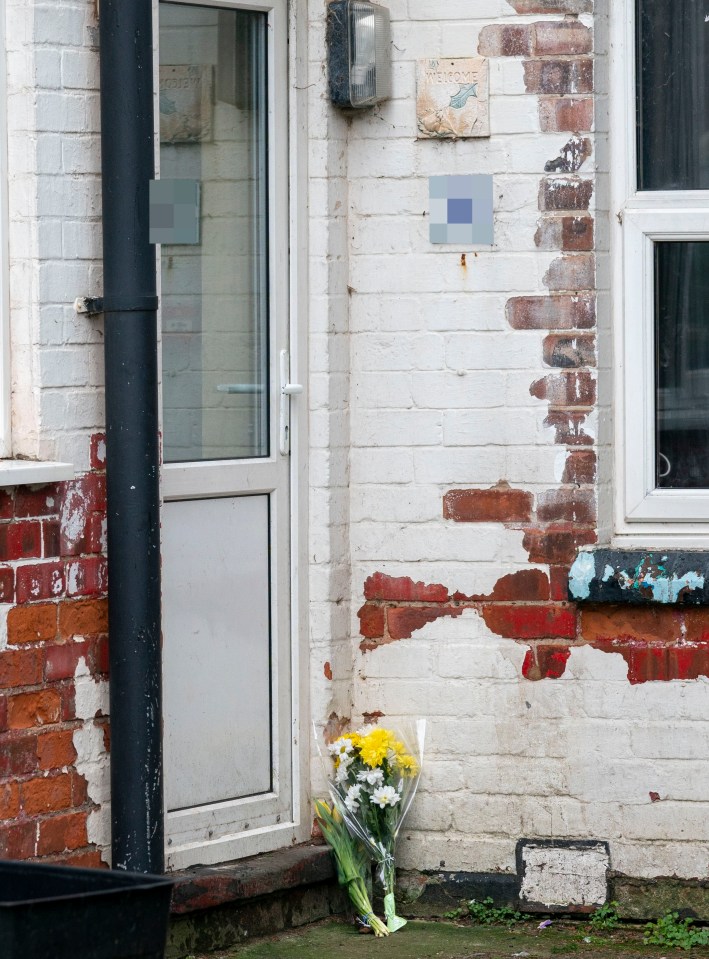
left=324, top=720, right=425, bottom=932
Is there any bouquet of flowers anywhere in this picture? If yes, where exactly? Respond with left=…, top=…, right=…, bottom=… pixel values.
left=323, top=720, right=425, bottom=933
left=314, top=799, right=390, bottom=936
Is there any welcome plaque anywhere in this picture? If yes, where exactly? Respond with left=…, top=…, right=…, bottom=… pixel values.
left=416, top=57, right=490, bottom=140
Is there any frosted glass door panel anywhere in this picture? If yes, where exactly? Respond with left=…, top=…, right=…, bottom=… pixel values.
left=160, top=4, right=269, bottom=462
left=162, top=495, right=271, bottom=811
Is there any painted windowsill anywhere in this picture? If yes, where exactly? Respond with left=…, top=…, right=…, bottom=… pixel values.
left=569, top=549, right=709, bottom=605
left=0, top=460, right=74, bottom=488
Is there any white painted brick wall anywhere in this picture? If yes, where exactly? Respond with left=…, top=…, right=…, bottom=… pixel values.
left=6, top=0, right=103, bottom=469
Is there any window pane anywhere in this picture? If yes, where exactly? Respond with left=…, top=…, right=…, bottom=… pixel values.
left=636, top=0, right=709, bottom=191
left=159, top=3, right=269, bottom=463
left=655, top=242, right=709, bottom=488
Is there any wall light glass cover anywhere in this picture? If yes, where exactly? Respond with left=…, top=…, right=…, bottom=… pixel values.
left=327, top=0, right=391, bottom=108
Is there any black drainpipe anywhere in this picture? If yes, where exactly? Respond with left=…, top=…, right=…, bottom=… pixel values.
left=99, top=0, right=164, bottom=873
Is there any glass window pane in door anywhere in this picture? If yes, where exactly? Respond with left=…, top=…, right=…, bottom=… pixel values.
left=159, top=3, right=269, bottom=462
left=655, top=242, right=709, bottom=488
left=636, top=0, right=709, bottom=191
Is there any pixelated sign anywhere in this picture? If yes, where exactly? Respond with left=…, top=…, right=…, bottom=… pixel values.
left=149, top=179, right=200, bottom=245
left=429, top=175, right=494, bottom=245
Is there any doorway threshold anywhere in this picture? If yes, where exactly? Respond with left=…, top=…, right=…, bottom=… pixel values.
left=167, top=842, right=347, bottom=958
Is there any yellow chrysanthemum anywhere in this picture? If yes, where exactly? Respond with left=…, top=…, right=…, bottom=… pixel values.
left=395, top=753, right=418, bottom=776
left=359, top=727, right=394, bottom=768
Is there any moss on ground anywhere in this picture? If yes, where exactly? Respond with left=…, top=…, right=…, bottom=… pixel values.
left=188, top=917, right=709, bottom=959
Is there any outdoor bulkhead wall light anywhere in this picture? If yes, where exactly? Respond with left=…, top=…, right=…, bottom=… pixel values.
left=327, top=0, right=391, bottom=108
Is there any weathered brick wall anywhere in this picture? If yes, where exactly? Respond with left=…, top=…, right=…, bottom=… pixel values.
left=315, top=0, right=709, bottom=885
left=0, top=435, right=109, bottom=864
left=1, top=0, right=109, bottom=864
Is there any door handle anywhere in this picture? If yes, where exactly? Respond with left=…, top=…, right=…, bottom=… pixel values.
left=279, top=350, right=302, bottom=455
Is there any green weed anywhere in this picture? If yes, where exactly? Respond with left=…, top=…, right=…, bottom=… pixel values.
left=589, top=900, right=621, bottom=931
left=644, top=912, right=709, bottom=949
left=451, top=896, right=524, bottom=926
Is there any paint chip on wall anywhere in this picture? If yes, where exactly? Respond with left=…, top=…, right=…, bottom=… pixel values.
left=429, top=175, right=494, bottom=245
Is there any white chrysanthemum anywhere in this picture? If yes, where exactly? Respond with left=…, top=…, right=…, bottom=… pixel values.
left=335, top=758, right=352, bottom=783
left=356, top=768, right=384, bottom=787
left=371, top=785, right=401, bottom=808
left=344, top=783, right=362, bottom=812
left=328, top=737, right=354, bottom=758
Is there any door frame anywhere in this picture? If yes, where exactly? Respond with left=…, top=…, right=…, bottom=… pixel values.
left=153, top=0, right=310, bottom=869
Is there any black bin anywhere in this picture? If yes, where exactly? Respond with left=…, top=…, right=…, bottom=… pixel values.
left=0, top=859, right=174, bottom=959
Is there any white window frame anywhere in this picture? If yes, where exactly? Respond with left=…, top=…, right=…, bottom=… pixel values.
left=612, top=0, right=709, bottom=544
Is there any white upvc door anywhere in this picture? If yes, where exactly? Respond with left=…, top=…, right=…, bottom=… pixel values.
left=156, top=0, right=299, bottom=869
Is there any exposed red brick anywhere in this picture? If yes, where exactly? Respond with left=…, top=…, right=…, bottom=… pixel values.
left=0, top=647, right=43, bottom=688
left=486, top=569, right=550, bottom=602
left=544, top=410, right=595, bottom=445
left=0, top=520, right=42, bottom=562
left=364, top=572, right=449, bottom=603
left=561, top=450, right=596, bottom=484
left=537, top=488, right=596, bottom=524
left=443, top=485, right=533, bottom=523
left=680, top=610, right=709, bottom=644
left=387, top=605, right=462, bottom=641
left=522, top=645, right=571, bottom=680
left=358, top=604, right=385, bottom=640
left=20, top=772, right=73, bottom=815
left=0, top=781, right=20, bottom=820
left=481, top=604, right=577, bottom=640
left=539, top=97, right=594, bottom=133
left=532, top=21, right=593, bottom=56
left=543, top=333, right=596, bottom=368
left=7, top=690, right=62, bottom=730
left=362, top=710, right=385, bottom=724
left=90, top=433, right=107, bottom=471
left=49, top=848, right=105, bottom=869
left=323, top=661, right=333, bottom=681
left=71, top=769, right=89, bottom=805
left=42, top=519, right=61, bottom=558
left=523, top=527, right=596, bottom=564
left=37, top=811, right=88, bottom=856
left=0, top=821, right=36, bottom=859
left=7, top=603, right=57, bottom=645
left=535, top=216, right=594, bottom=252
left=544, top=254, right=595, bottom=292
left=0, top=492, right=12, bottom=520
left=0, top=565, right=14, bottom=602
left=59, top=684, right=77, bottom=723
left=539, top=177, right=593, bottom=212
left=58, top=599, right=108, bottom=640
left=549, top=566, right=570, bottom=601
left=579, top=606, right=683, bottom=647
left=530, top=371, right=596, bottom=408
left=0, top=733, right=39, bottom=777
left=668, top=645, right=709, bottom=683
left=66, top=557, right=108, bottom=598
left=44, top=640, right=92, bottom=682
left=524, top=59, right=593, bottom=96
left=507, top=294, right=595, bottom=331
left=510, top=0, right=592, bottom=11
left=59, top=475, right=107, bottom=556
left=85, top=514, right=106, bottom=554
left=14, top=486, right=60, bottom=519
left=16, top=562, right=65, bottom=604
left=37, top=729, right=77, bottom=770
left=95, top=635, right=109, bottom=675
left=478, top=24, right=532, bottom=57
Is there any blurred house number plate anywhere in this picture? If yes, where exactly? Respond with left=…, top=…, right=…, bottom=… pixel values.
left=416, top=57, right=490, bottom=139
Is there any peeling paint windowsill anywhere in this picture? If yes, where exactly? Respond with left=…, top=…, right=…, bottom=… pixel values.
left=569, top=549, right=709, bottom=605
left=0, top=460, right=74, bottom=488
